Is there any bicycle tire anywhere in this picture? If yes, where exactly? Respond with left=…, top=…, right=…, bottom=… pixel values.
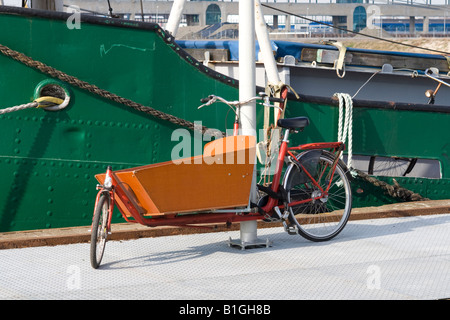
left=283, top=151, right=352, bottom=242
left=90, top=192, right=110, bottom=269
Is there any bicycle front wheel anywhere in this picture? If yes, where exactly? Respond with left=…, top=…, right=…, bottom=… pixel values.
left=283, top=151, right=352, bottom=242
left=90, top=193, right=110, bottom=269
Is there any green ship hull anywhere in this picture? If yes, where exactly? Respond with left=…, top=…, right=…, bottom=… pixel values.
left=0, top=6, right=448, bottom=232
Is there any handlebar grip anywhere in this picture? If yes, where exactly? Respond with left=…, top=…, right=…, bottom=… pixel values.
left=200, top=95, right=214, bottom=103
left=269, top=97, right=285, bottom=103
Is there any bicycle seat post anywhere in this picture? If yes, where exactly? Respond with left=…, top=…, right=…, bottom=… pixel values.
left=282, top=128, right=290, bottom=143
left=233, top=105, right=240, bottom=136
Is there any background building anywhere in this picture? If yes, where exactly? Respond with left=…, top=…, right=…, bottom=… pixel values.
left=3, top=0, right=450, bottom=37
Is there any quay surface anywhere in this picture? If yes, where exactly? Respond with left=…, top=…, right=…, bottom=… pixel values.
left=0, top=200, right=449, bottom=300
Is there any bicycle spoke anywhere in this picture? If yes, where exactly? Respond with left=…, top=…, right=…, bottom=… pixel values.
left=284, top=152, right=352, bottom=241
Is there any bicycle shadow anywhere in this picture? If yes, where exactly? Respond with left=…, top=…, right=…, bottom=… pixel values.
left=99, top=214, right=450, bottom=270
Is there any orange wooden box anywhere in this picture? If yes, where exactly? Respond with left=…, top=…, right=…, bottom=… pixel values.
left=95, top=135, right=256, bottom=217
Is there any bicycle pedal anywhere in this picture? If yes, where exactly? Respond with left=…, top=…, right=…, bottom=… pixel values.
left=275, top=206, right=291, bottom=221
left=283, top=221, right=298, bottom=235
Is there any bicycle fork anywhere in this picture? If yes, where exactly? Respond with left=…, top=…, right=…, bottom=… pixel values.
left=92, top=166, right=115, bottom=235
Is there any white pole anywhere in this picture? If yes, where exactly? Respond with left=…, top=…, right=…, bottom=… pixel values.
left=166, top=0, right=187, bottom=37
left=239, top=0, right=256, bottom=131
left=237, top=0, right=259, bottom=247
left=239, top=0, right=256, bottom=197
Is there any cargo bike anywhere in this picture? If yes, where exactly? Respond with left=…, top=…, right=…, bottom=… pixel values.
left=90, top=93, right=353, bottom=268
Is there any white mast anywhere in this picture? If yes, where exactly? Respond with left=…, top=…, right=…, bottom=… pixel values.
left=229, top=0, right=270, bottom=249
left=166, top=0, right=187, bottom=37
left=254, top=0, right=284, bottom=122
left=254, top=0, right=281, bottom=87
left=239, top=0, right=256, bottom=134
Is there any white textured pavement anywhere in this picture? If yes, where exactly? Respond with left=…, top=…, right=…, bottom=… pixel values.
left=1, top=214, right=450, bottom=300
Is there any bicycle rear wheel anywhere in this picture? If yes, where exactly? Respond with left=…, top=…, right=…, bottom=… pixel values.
left=283, top=151, right=352, bottom=241
left=90, top=193, right=110, bottom=269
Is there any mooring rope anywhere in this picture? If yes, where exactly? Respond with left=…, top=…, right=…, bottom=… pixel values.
left=0, top=101, right=38, bottom=114
left=0, top=96, right=65, bottom=114
left=333, top=92, right=429, bottom=202
left=353, top=168, right=430, bottom=201
left=334, top=92, right=353, bottom=169
left=0, top=43, right=224, bottom=137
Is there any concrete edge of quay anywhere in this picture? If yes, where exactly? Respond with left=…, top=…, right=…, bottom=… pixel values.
left=1, top=199, right=449, bottom=250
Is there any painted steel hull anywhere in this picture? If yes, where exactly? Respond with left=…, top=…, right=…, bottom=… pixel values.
left=0, top=6, right=448, bottom=232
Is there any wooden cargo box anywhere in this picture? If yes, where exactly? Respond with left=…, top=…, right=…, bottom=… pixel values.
left=95, top=135, right=256, bottom=217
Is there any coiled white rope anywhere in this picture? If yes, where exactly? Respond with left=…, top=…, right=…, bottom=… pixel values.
left=334, top=93, right=353, bottom=169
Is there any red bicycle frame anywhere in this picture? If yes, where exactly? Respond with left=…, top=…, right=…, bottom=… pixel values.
left=259, top=129, right=344, bottom=214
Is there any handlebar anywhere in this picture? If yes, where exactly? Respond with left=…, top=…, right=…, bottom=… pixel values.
left=198, top=92, right=285, bottom=112
left=200, top=95, right=214, bottom=104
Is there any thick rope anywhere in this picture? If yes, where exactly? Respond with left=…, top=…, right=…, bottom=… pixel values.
left=332, top=93, right=429, bottom=202
left=353, top=168, right=430, bottom=201
left=0, top=101, right=38, bottom=114
left=0, top=43, right=223, bottom=137
left=334, top=92, right=353, bottom=169
left=0, top=96, right=65, bottom=114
